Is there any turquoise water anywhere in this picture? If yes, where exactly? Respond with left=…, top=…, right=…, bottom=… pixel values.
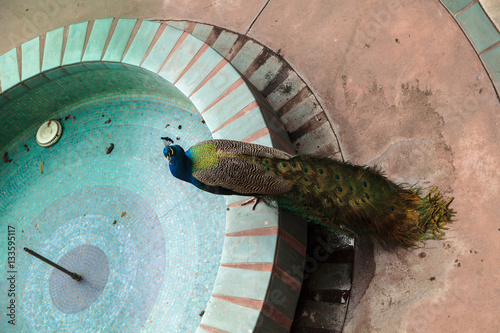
left=0, top=96, right=226, bottom=332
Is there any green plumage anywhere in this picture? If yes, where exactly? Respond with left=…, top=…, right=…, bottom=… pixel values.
left=165, top=139, right=455, bottom=248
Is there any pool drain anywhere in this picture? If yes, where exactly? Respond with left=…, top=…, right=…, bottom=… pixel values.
left=36, top=120, right=62, bottom=147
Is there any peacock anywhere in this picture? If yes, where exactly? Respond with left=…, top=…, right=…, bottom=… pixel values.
left=161, top=138, right=454, bottom=248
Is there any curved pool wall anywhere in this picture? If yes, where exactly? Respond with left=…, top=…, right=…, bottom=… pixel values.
left=0, top=19, right=307, bottom=333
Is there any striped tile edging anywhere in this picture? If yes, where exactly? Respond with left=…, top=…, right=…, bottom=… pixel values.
left=0, top=18, right=307, bottom=333
left=440, top=0, right=500, bottom=98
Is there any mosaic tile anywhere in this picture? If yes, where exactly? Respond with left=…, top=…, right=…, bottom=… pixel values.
left=0, top=93, right=225, bottom=333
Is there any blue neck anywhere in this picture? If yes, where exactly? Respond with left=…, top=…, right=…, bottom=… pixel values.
left=169, top=151, right=204, bottom=189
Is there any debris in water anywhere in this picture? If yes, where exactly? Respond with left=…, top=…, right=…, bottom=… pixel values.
left=178, top=125, right=182, bottom=129
left=105, top=119, right=111, bottom=124
left=24, top=144, right=30, bottom=152
left=105, top=143, right=114, bottom=154
left=2, top=152, right=12, bottom=163
left=199, top=311, right=205, bottom=317
left=40, top=161, right=44, bottom=174
left=65, top=114, right=76, bottom=121
left=121, top=212, right=126, bottom=218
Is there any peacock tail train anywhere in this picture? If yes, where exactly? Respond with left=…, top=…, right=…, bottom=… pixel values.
left=163, top=139, right=455, bottom=248
left=251, top=154, right=455, bottom=248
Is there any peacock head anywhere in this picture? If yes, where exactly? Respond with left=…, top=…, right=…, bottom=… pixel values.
left=163, top=145, right=186, bottom=163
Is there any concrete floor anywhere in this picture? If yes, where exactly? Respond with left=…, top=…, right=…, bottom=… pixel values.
left=1, top=0, right=500, bottom=332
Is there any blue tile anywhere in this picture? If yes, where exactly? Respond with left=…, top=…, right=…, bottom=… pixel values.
left=0, top=94, right=11, bottom=108
left=64, top=64, right=90, bottom=75
left=221, top=235, right=278, bottom=264
left=212, top=266, right=271, bottom=300
left=141, top=25, right=184, bottom=73
left=202, top=83, right=256, bottom=130
left=267, top=71, right=306, bottom=110
left=158, top=34, right=204, bottom=83
left=456, top=3, right=500, bottom=53
left=441, top=0, right=473, bottom=14
left=200, top=297, right=260, bottom=332
left=225, top=204, right=279, bottom=234
left=42, top=27, right=64, bottom=71
left=62, top=21, right=89, bottom=65
left=102, top=19, right=137, bottom=62
left=21, top=37, right=40, bottom=80
left=212, top=31, right=239, bottom=58
left=175, top=47, right=222, bottom=96
left=82, top=18, right=114, bottom=62
left=0, top=48, right=20, bottom=91
left=267, top=275, right=300, bottom=318
left=24, top=75, right=49, bottom=89
left=44, top=67, right=69, bottom=80
left=3, top=83, right=29, bottom=100
left=481, top=44, right=500, bottom=92
left=231, top=40, right=263, bottom=73
left=192, top=24, right=214, bottom=42
left=276, top=239, right=305, bottom=283
left=83, top=62, right=109, bottom=71
left=190, top=62, right=241, bottom=112
left=211, top=107, right=266, bottom=141
left=122, top=21, right=160, bottom=66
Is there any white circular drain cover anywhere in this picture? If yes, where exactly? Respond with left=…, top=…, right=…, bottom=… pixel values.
left=36, top=120, right=62, bottom=147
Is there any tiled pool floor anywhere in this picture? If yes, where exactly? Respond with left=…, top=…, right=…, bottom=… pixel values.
left=0, top=96, right=226, bottom=332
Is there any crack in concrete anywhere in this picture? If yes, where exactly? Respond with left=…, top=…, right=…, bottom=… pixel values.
left=245, top=0, right=271, bottom=35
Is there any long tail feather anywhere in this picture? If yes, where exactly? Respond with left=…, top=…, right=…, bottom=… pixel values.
left=255, top=154, right=455, bottom=248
